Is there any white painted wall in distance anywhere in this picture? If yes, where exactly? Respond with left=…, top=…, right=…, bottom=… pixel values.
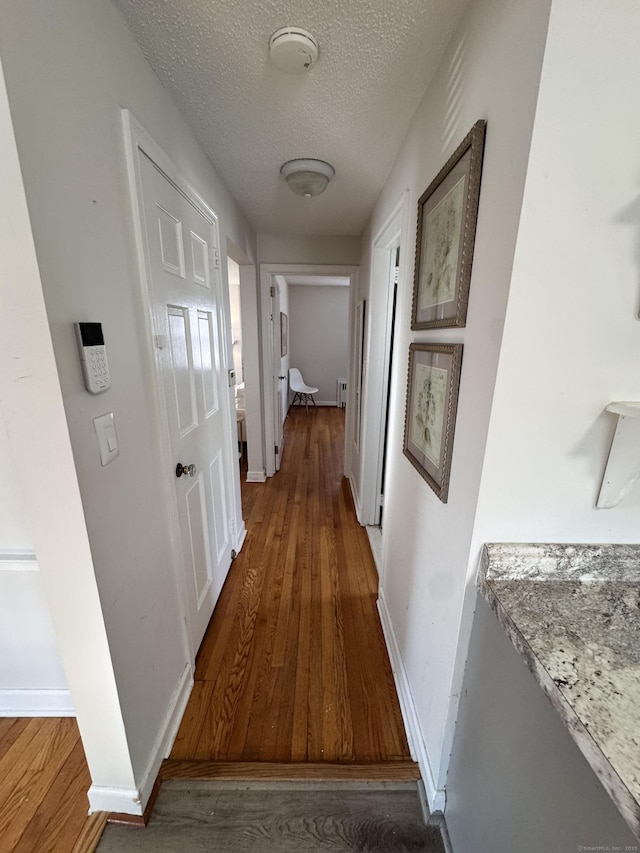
left=351, top=0, right=552, bottom=808
left=288, top=285, right=349, bottom=405
left=0, top=407, right=71, bottom=715
left=0, top=0, right=255, bottom=811
left=447, top=3, right=640, bottom=849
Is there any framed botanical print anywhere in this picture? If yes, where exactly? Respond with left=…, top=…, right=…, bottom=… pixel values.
left=403, top=343, right=463, bottom=502
left=411, top=120, right=486, bottom=329
left=280, top=312, right=288, bottom=357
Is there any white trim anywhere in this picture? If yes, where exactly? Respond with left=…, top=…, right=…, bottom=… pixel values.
left=259, top=264, right=358, bottom=478
left=0, top=688, right=74, bottom=716
left=88, top=785, right=143, bottom=816
left=135, top=662, right=192, bottom=811
left=0, top=552, right=38, bottom=572
left=88, top=662, right=193, bottom=814
left=290, top=400, right=336, bottom=407
left=377, top=588, right=446, bottom=813
left=348, top=473, right=363, bottom=523
left=246, top=470, right=266, bottom=483
left=360, top=191, right=410, bottom=527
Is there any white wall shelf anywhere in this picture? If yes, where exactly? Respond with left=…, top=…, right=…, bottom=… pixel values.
left=597, top=402, right=640, bottom=509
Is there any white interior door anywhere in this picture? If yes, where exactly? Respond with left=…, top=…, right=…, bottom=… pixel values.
left=139, top=153, right=234, bottom=656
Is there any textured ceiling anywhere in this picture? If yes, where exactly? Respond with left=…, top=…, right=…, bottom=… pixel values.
left=112, top=0, right=468, bottom=236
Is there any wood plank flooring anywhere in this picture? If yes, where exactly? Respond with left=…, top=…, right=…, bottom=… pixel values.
left=167, top=407, right=412, bottom=767
left=0, top=407, right=413, bottom=851
left=0, top=716, right=97, bottom=852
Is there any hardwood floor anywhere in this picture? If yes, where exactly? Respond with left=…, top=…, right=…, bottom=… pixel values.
left=167, top=406, right=412, bottom=768
left=0, top=716, right=105, bottom=852
left=1, top=407, right=413, bottom=851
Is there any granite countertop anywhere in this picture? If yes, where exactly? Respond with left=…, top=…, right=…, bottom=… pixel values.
left=478, top=543, right=640, bottom=841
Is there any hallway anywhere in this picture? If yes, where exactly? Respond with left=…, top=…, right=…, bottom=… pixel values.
left=166, top=407, right=413, bottom=769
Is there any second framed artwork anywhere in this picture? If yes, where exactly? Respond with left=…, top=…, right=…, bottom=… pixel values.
left=403, top=343, right=463, bottom=503
left=411, top=120, right=486, bottom=329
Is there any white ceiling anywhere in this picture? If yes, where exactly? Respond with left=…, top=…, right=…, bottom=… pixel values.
left=112, top=0, right=468, bottom=237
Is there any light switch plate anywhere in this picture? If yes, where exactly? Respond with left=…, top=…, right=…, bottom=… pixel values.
left=93, top=412, right=119, bottom=466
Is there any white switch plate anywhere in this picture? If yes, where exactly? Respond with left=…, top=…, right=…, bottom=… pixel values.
left=93, top=412, right=119, bottom=466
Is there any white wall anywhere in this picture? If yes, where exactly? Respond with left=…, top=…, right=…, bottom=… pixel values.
left=0, top=0, right=255, bottom=810
left=351, top=0, right=552, bottom=806
left=289, top=286, right=349, bottom=405
left=474, top=0, right=640, bottom=541
left=446, top=3, right=640, bottom=848
left=257, top=234, right=361, bottom=266
left=0, top=414, right=71, bottom=713
left=0, top=50, right=136, bottom=800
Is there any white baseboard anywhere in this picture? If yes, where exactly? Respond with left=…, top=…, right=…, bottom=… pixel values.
left=0, top=688, right=74, bottom=716
left=377, top=589, right=446, bottom=813
left=348, top=473, right=363, bottom=524
left=136, top=662, right=193, bottom=810
left=290, top=400, right=337, bottom=407
left=246, top=470, right=266, bottom=483
left=88, top=784, right=143, bottom=815
left=89, top=662, right=193, bottom=815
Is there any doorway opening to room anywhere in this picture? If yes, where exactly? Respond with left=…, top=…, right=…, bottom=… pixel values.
left=259, top=264, right=358, bottom=479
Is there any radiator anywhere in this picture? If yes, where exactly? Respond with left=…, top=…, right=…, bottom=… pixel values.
left=337, top=378, right=348, bottom=408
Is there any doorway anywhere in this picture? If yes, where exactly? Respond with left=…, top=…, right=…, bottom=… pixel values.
left=259, top=264, right=358, bottom=478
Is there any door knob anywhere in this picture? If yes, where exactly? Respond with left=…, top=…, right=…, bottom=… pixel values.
left=176, top=462, right=196, bottom=478
left=278, top=375, right=286, bottom=380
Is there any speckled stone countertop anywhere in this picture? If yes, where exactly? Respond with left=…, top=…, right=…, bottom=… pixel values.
left=478, top=543, right=640, bottom=841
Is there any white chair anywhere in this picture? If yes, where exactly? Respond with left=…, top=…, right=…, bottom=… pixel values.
left=289, top=368, right=318, bottom=412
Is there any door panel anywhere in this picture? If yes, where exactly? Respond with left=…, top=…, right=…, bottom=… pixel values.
left=190, top=232, right=210, bottom=288
left=209, top=451, right=229, bottom=566
left=139, top=152, right=234, bottom=656
left=157, top=205, right=185, bottom=277
left=185, top=475, right=213, bottom=607
left=196, top=310, right=219, bottom=417
left=167, top=306, right=197, bottom=434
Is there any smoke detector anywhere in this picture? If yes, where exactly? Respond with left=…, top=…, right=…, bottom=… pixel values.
left=269, top=27, right=318, bottom=74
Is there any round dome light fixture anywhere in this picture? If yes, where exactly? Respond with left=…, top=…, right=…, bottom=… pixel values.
left=269, top=27, right=318, bottom=74
left=280, top=158, right=335, bottom=198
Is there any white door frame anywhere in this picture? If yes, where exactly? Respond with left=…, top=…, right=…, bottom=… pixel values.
left=358, top=192, right=410, bottom=526
left=259, top=264, right=358, bottom=478
left=122, top=110, right=243, bottom=662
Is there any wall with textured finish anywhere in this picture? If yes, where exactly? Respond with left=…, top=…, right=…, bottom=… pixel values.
left=111, top=0, right=469, bottom=235
left=351, top=0, right=552, bottom=806
left=0, top=0, right=255, bottom=809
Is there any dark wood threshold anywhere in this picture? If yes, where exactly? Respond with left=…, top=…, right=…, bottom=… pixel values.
left=106, top=775, right=162, bottom=828
left=160, top=759, right=421, bottom=782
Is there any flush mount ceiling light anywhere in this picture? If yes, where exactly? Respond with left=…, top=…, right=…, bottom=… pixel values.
left=280, top=158, right=335, bottom=198
left=269, top=27, right=318, bottom=74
